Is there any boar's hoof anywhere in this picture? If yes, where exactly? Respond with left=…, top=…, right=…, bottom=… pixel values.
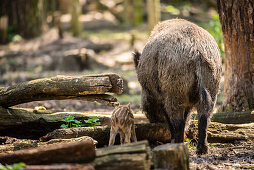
left=196, top=144, right=208, bottom=155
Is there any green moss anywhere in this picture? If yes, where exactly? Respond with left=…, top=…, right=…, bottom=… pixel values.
left=242, top=99, right=250, bottom=111
left=184, top=138, right=196, bottom=148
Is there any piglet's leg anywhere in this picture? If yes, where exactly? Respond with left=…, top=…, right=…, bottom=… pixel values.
left=109, top=127, right=117, bottom=146
left=124, top=128, right=131, bottom=144
left=119, top=130, right=125, bottom=145
left=131, top=124, right=137, bottom=142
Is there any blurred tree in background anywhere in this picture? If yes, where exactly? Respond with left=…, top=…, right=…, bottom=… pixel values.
left=0, top=0, right=50, bottom=39
left=147, top=0, right=161, bottom=31
left=70, top=0, right=82, bottom=36
left=124, top=0, right=144, bottom=26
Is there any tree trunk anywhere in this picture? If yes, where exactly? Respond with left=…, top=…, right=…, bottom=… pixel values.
left=70, top=0, right=82, bottom=36
left=5, top=0, right=45, bottom=38
left=0, top=141, right=95, bottom=165
left=0, top=16, right=8, bottom=43
left=217, top=0, right=254, bottom=112
left=124, top=0, right=143, bottom=26
left=147, top=0, right=160, bottom=31
left=0, top=73, right=123, bottom=108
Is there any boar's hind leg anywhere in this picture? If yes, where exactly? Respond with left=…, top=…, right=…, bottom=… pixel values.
left=162, top=103, right=186, bottom=143
left=142, top=90, right=166, bottom=123
left=196, top=88, right=214, bottom=155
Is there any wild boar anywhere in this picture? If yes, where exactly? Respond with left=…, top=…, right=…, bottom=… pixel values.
left=109, top=104, right=137, bottom=146
left=134, top=19, right=221, bottom=154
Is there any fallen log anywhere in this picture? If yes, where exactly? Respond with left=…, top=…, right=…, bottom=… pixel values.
left=0, top=140, right=95, bottom=165
left=93, top=140, right=151, bottom=170
left=25, top=164, right=95, bottom=170
left=40, top=122, right=254, bottom=146
left=0, top=136, right=97, bottom=153
left=211, top=111, right=254, bottom=124
left=40, top=123, right=171, bottom=147
left=152, top=143, right=189, bottom=170
left=0, top=107, right=148, bottom=139
left=192, top=111, right=254, bottom=124
left=0, top=73, right=123, bottom=108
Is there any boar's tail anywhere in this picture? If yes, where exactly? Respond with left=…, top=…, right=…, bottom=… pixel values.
left=195, top=57, right=213, bottom=112
left=133, top=50, right=141, bottom=69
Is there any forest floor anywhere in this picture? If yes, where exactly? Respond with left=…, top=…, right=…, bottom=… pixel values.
left=0, top=9, right=253, bottom=170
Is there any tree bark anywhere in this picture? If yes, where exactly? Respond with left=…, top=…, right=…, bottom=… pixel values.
left=152, top=143, right=189, bottom=170
left=93, top=140, right=151, bottom=170
left=0, top=16, right=8, bottom=43
left=0, top=0, right=45, bottom=38
left=147, top=0, right=160, bottom=31
left=217, top=0, right=254, bottom=112
left=0, top=140, right=95, bottom=165
left=124, top=0, right=143, bottom=26
left=70, top=0, right=82, bottom=36
left=0, top=73, right=123, bottom=108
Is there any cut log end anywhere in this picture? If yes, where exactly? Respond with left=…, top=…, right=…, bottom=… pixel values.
left=152, top=143, right=189, bottom=170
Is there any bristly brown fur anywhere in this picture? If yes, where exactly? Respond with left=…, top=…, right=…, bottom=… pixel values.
left=108, top=104, right=137, bottom=145
left=134, top=19, right=222, bottom=155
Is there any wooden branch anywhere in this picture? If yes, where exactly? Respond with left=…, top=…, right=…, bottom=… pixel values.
left=25, top=164, right=95, bottom=170
left=0, top=140, right=95, bottom=165
left=93, top=140, right=151, bottom=170
left=152, top=143, right=189, bottom=170
left=94, top=0, right=123, bottom=23
left=0, top=73, right=123, bottom=108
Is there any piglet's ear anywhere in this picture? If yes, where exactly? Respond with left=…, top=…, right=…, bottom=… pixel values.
left=127, top=103, right=131, bottom=109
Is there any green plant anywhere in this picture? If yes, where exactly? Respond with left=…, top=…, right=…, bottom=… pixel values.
left=208, top=14, right=225, bottom=63
left=60, top=115, right=84, bottom=128
left=0, top=162, right=25, bottom=170
left=184, top=138, right=196, bottom=149
left=84, top=116, right=101, bottom=127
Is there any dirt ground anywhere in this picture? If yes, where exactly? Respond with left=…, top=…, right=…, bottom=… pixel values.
left=0, top=22, right=253, bottom=169
left=189, top=142, right=254, bottom=170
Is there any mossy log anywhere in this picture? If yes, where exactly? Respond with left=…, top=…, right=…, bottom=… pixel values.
left=93, top=140, right=151, bottom=170
left=152, top=143, right=189, bottom=170
left=40, top=123, right=171, bottom=147
left=0, top=136, right=97, bottom=153
left=25, top=164, right=94, bottom=170
left=0, top=73, right=123, bottom=108
left=211, top=111, right=254, bottom=124
left=40, top=122, right=254, bottom=147
left=0, top=140, right=95, bottom=165
left=0, top=107, right=149, bottom=139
